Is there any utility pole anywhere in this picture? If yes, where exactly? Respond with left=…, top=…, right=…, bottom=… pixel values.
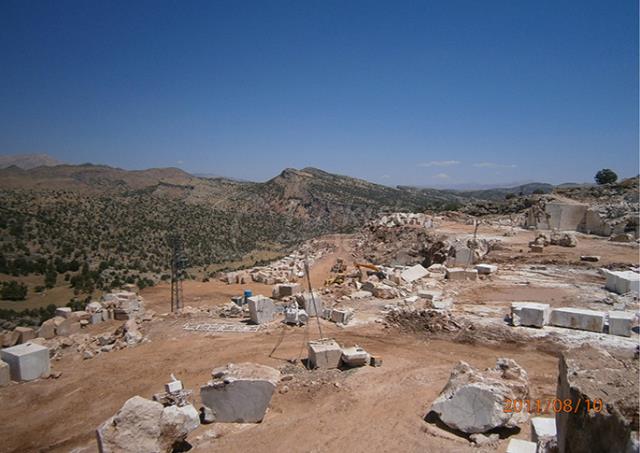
left=168, top=233, right=187, bottom=312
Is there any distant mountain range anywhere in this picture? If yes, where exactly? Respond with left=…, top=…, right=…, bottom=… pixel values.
left=0, top=153, right=63, bottom=169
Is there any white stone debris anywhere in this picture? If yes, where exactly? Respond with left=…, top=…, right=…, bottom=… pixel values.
left=200, top=363, right=280, bottom=423
left=550, top=308, right=605, bottom=332
left=1, top=342, right=50, bottom=382
left=308, top=338, right=343, bottom=370
left=429, top=358, right=529, bottom=434
left=96, top=395, right=199, bottom=453
left=511, top=302, right=551, bottom=328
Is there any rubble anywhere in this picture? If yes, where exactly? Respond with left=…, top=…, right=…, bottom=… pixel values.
left=511, top=302, right=550, bottom=328
left=428, top=358, right=530, bottom=434
left=96, top=395, right=199, bottom=453
left=550, top=231, right=578, bottom=247
left=1, top=342, right=50, bottom=381
left=200, top=363, right=280, bottom=423
left=556, top=345, right=639, bottom=453
left=385, top=309, right=464, bottom=334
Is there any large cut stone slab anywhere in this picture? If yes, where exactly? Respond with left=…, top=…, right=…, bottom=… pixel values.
left=271, top=283, right=301, bottom=299
left=550, top=308, right=605, bottom=332
left=200, top=363, right=280, bottom=423
left=603, top=270, right=640, bottom=295
left=429, top=358, right=529, bottom=434
left=96, top=395, right=199, bottom=453
left=511, top=302, right=550, bottom=328
left=1, top=342, right=50, bottom=381
left=556, top=345, right=639, bottom=453
left=247, top=296, right=276, bottom=325
left=341, top=346, right=369, bottom=367
left=295, top=292, right=323, bottom=317
left=308, top=338, right=342, bottom=369
left=400, top=264, right=429, bottom=283
left=608, top=311, right=635, bottom=337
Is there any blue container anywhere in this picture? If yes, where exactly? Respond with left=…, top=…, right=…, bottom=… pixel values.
left=243, top=290, right=252, bottom=304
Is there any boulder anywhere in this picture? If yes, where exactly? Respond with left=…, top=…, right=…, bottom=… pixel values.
left=13, top=326, right=36, bottom=344
left=200, top=363, right=280, bottom=423
left=96, top=396, right=199, bottom=453
left=429, top=358, right=529, bottom=434
left=556, top=345, right=639, bottom=453
left=1, top=330, right=20, bottom=348
left=123, top=319, right=143, bottom=345
left=37, top=318, right=57, bottom=339
left=308, top=338, right=342, bottom=369
left=0, top=360, right=10, bottom=386
left=372, top=284, right=398, bottom=299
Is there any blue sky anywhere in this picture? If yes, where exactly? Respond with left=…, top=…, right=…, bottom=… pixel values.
left=0, top=0, right=637, bottom=187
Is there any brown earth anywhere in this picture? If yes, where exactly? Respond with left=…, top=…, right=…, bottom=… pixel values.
left=0, top=228, right=637, bottom=453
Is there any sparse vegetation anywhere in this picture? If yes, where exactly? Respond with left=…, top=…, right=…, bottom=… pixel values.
left=595, top=168, right=618, bottom=185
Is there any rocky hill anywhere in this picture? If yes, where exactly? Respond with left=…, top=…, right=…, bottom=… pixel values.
left=0, top=164, right=441, bottom=292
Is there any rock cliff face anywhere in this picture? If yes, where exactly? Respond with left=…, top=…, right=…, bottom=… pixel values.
left=556, top=345, right=639, bottom=453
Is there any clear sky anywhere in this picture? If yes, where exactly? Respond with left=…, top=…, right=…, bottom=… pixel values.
left=0, top=0, right=638, bottom=187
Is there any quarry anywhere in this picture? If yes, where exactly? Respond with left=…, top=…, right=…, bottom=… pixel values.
left=0, top=193, right=638, bottom=453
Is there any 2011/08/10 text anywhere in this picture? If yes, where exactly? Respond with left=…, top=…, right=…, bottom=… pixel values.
left=503, top=398, right=603, bottom=414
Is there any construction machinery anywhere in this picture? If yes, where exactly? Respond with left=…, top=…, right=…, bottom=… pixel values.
left=355, top=262, right=386, bottom=280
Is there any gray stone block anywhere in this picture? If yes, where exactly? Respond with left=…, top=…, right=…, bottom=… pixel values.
left=296, top=292, right=323, bottom=317
left=603, top=270, right=640, bottom=295
left=200, top=363, right=280, bottom=423
left=308, top=338, right=342, bottom=369
left=341, top=346, right=369, bottom=367
left=1, top=342, right=50, bottom=381
left=247, top=296, right=276, bottom=325
left=550, top=308, right=605, bottom=332
left=475, top=264, right=497, bottom=275
left=511, top=302, right=550, bottom=328
left=608, top=311, right=635, bottom=337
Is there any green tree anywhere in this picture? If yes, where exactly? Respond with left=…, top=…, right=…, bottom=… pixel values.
left=594, top=168, right=618, bottom=185
left=44, top=266, right=57, bottom=289
left=1, top=281, right=28, bottom=301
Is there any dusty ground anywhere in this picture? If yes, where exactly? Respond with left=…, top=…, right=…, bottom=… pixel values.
left=0, top=226, right=637, bottom=453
